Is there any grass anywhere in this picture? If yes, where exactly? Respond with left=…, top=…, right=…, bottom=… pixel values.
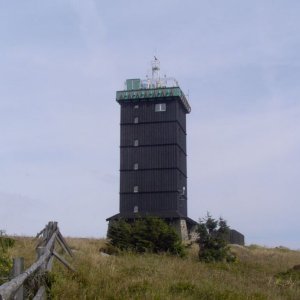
left=4, top=237, right=300, bottom=299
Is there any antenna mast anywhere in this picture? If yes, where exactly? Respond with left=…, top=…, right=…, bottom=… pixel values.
left=141, top=57, right=179, bottom=89
left=152, top=56, right=160, bottom=80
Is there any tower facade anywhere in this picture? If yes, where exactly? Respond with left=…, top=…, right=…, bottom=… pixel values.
left=107, top=59, right=196, bottom=239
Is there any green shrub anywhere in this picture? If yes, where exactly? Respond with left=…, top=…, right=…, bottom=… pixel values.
left=197, top=213, right=236, bottom=263
left=0, top=252, right=12, bottom=281
left=0, top=232, right=15, bottom=283
left=107, top=217, right=185, bottom=256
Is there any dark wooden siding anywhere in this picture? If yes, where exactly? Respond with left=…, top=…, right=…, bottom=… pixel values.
left=120, top=192, right=178, bottom=212
left=177, top=147, right=187, bottom=175
left=120, top=145, right=187, bottom=175
left=120, top=169, right=177, bottom=193
left=119, top=168, right=187, bottom=216
left=120, top=122, right=186, bottom=153
left=229, top=230, right=245, bottom=245
left=121, top=98, right=186, bottom=132
left=176, top=101, right=186, bottom=132
left=118, top=95, right=188, bottom=218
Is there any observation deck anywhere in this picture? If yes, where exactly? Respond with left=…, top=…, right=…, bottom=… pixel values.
left=116, top=58, right=191, bottom=113
left=116, top=83, right=191, bottom=114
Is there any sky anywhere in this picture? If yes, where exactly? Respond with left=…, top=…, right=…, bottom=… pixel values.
left=0, top=0, right=300, bottom=248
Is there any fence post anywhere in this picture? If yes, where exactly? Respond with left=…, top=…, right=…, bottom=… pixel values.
left=36, top=247, right=47, bottom=271
left=12, top=257, right=24, bottom=300
left=34, top=247, right=47, bottom=300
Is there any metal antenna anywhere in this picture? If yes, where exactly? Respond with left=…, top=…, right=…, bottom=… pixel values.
left=151, top=56, right=160, bottom=80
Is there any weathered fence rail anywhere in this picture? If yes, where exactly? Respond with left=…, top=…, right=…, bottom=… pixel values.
left=0, top=222, right=74, bottom=300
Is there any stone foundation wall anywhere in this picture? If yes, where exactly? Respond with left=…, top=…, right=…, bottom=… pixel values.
left=170, top=218, right=189, bottom=241
left=188, top=225, right=198, bottom=242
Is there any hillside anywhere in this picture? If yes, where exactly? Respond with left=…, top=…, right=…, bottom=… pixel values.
left=5, top=237, right=300, bottom=299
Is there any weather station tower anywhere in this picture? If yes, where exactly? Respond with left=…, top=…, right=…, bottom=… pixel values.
left=107, top=58, right=197, bottom=239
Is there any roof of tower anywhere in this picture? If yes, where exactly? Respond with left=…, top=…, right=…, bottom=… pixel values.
left=116, top=58, right=191, bottom=113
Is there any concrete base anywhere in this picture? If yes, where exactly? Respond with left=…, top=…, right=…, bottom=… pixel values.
left=188, top=224, right=198, bottom=242
left=171, top=218, right=189, bottom=241
left=170, top=218, right=199, bottom=241
left=170, top=219, right=198, bottom=242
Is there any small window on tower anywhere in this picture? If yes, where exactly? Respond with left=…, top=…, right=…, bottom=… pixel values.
left=155, top=103, right=166, bottom=112
left=134, top=104, right=139, bottom=109
left=134, top=205, right=138, bottom=213
left=134, top=139, right=139, bottom=147
left=133, top=186, right=139, bottom=193
left=134, top=117, right=139, bottom=124
left=133, top=163, right=138, bottom=170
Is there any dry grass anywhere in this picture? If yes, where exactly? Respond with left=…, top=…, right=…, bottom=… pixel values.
left=7, top=236, right=37, bottom=269
left=6, top=237, right=300, bottom=299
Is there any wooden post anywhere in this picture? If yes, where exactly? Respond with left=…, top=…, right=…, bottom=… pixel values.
left=32, top=286, right=46, bottom=300
left=12, top=258, right=24, bottom=300
left=36, top=247, right=47, bottom=271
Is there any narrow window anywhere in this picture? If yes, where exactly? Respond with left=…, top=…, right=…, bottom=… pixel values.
left=134, top=139, right=139, bottom=147
left=134, top=104, right=139, bottom=109
left=133, top=186, right=139, bottom=193
left=134, top=205, right=138, bottom=213
left=134, top=117, right=139, bottom=124
left=155, top=103, right=166, bottom=112
left=133, top=163, right=138, bottom=170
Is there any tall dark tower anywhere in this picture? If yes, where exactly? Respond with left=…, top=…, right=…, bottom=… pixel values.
left=107, top=59, right=196, bottom=239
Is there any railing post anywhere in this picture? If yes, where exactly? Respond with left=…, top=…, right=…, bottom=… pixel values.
left=33, top=247, right=47, bottom=300
left=36, top=247, right=47, bottom=271
left=12, top=257, right=24, bottom=300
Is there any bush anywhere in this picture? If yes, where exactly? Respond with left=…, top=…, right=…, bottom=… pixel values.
left=107, top=217, right=185, bottom=256
left=0, top=231, right=14, bottom=282
left=197, top=213, right=236, bottom=263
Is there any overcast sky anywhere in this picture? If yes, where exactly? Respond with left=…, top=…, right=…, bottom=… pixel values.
left=0, top=0, right=299, bottom=248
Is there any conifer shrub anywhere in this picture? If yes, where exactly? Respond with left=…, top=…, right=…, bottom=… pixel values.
left=107, top=217, right=185, bottom=256
left=196, top=213, right=236, bottom=263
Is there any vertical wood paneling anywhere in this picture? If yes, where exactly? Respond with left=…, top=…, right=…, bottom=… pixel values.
left=120, top=146, right=187, bottom=175
left=119, top=95, right=189, bottom=217
left=120, top=169, right=177, bottom=193
left=120, top=122, right=186, bottom=151
left=120, top=193, right=178, bottom=213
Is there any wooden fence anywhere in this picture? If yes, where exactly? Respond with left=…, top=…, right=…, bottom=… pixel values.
left=0, top=222, right=74, bottom=300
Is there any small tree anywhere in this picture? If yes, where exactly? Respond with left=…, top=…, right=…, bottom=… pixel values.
left=107, top=217, right=185, bottom=256
left=197, top=213, right=236, bottom=262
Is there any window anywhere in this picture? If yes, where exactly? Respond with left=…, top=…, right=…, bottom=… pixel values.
left=134, top=117, right=139, bottom=124
left=134, top=104, right=139, bottom=109
left=134, top=139, right=139, bottom=147
left=134, top=205, right=139, bottom=213
left=133, top=163, right=138, bottom=170
left=133, top=186, right=139, bottom=193
left=155, top=103, right=166, bottom=112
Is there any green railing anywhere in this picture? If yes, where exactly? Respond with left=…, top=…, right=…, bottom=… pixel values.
left=116, top=87, right=191, bottom=113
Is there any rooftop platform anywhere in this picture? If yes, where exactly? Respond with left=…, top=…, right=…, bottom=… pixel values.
left=116, top=79, right=191, bottom=113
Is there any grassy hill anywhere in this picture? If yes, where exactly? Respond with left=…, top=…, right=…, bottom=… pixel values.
left=5, top=237, right=300, bottom=299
